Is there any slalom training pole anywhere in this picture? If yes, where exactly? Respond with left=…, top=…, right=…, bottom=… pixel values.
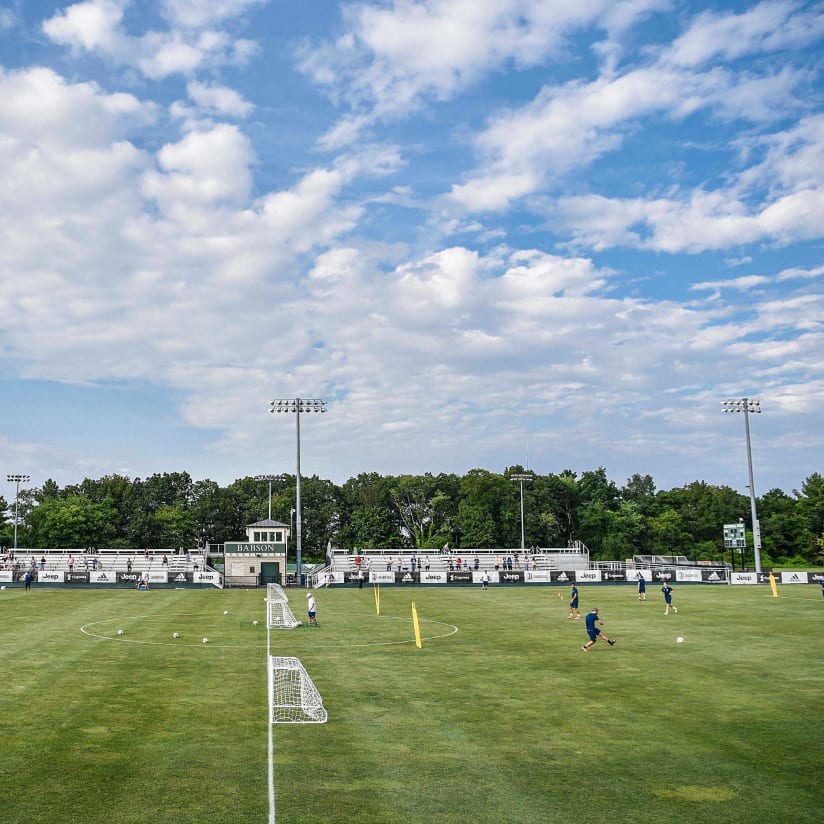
left=412, top=601, right=422, bottom=649
left=769, top=571, right=779, bottom=598
left=374, top=583, right=381, bottom=615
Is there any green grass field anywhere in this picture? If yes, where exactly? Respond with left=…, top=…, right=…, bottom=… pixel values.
left=1, top=582, right=822, bottom=824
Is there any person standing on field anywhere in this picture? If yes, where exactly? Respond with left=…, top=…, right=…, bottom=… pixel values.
left=581, top=608, right=615, bottom=651
left=662, top=582, right=678, bottom=614
left=637, top=574, right=646, bottom=601
left=567, top=584, right=581, bottom=619
left=306, top=592, right=318, bottom=627
left=481, top=570, right=490, bottom=590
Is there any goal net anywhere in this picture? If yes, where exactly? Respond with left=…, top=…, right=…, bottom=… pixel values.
left=266, top=582, right=301, bottom=629
left=266, top=598, right=301, bottom=629
left=266, top=583, right=288, bottom=601
left=269, top=656, right=328, bottom=724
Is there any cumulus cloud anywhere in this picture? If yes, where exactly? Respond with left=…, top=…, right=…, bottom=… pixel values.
left=43, top=0, right=259, bottom=78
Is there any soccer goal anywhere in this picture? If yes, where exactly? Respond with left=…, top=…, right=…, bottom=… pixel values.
left=269, top=656, right=328, bottom=724
left=266, top=583, right=301, bottom=629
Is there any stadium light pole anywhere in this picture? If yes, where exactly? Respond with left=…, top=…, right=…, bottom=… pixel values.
left=721, top=398, right=763, bottom=573
left=270, top=398, right=326, bottom=584
left=6, top=474, right=31, bottom=551
left=254, top=474, right=278, bottom=520
left=510, top=473, right=533, bottom=551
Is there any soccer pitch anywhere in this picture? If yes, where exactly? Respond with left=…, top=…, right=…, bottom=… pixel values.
left=1, top=584, right=821, bottom=824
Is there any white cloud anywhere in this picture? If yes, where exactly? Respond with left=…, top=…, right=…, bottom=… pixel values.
left=186, top=81, right=254, bottom=118
left=302, top=0, right=665, bottom=147
left=43, top=0, right=259, bottom=79
left=666, top=0, right=824, bottom=68
left=161, top=0, right=268, bottom=29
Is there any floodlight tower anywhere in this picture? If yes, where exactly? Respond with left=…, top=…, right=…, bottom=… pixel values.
left=254, top=474, right=278, bottom=520
left=510, top=473, right=534, bottom=551
left=270, top=398, right=326, bottom=583
left=721, top=398, right=763, bottom=573
left=6, top=474, right=31, bottom=551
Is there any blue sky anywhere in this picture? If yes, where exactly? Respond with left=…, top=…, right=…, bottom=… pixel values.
left=1, top=0, right=822, bottom=499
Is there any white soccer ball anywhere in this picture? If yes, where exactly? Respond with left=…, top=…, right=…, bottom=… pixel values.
left=117, top=629, right=124, bottom=636
left=676, top=636, right=685, bottom=643
left=202, top=637, right=209, bottom=644
left=173, top=632, right=179, bottom=639
left=223, top=610, right=229, bottom=615
left=252, top=620, right=258, bottom=626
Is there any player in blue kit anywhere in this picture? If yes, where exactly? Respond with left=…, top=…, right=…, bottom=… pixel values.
left=581, top=608, right=615, bottom=651
left=637, top=574, right=646, bottom=601
left=662, top=582, right=678, bottom=615
left=567, top=584, right=581, bottom=620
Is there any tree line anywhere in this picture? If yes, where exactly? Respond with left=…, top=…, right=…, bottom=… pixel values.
left=2, top=468, right=823, bottom=568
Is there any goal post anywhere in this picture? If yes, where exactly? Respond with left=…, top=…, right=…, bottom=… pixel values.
left=269, top=656, right=328, bottom=724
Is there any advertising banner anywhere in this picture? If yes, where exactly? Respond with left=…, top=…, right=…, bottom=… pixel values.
left=89, top=570, right=116, bottom=584
left=730, top=572, right=758, bottom=585
left=675, top=569, right=703, bottom=583
left=0, top=570, right=14, bottom=582
left=395, top=571, right=419, bottom=585
left=117, top=572, right=141, bottom=585
left=147, top=570, right=168, bottom=584
left=575, top=569, right=602, bottom=583
left=418, top=570, right=447, bottom=584
left=370, top=571, right=395, bottom=584
left=702, top=569, right=727, bottom=583
left=780, top=570, right=808, bottom=584
left=194, top=571, right=219, bottom=585
left=498, top=571, right=524, bottom=584
left=446, top=571, right=473, bottom=584
left=38, top=570, right=65, bottom=584
left=652, top=567, right=676, bottom=582
left=523, top=570, right=552, bottom=583
left=169, top=571, right=193, bottom=585
left=626, top=569, right=650, bottom=581
left=551, top=570, right=577, bottom=583
left=65, top=571, right=90, bottom=584
left=601, top=570, right=628, bottom=583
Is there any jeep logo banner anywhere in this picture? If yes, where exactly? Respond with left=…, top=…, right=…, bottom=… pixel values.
left=575, top=570, right=602, bottom=583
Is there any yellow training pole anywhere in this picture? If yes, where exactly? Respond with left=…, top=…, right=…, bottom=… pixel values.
left=412, top=601, right=422, bottom=649
left=769, top=571, right=779, bottom=598
left=374, top=583, right=381, bottom=615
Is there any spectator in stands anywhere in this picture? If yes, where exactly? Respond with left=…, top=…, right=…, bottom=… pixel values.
left=506, top=556, right=513, bottom=572
left=442, top=542, right=450, bottom=554
left=581, top=608, right=615, bottom=651
left=474, top=556, right=479, bottom=571
left=386, top=558, right=392, bottom=572
left=162, top=555, right=168, bottom=566
left=68, top=555, right=75, bottom=572
left=567, top=584, right=581, bottom=620
left=424, top=557, right=430, bottom=572
left=306, top=592, right=318, bottom=627
left=40, top=556, right=46, bottom=571
left=410, top=555, right=417, bottom=572
left=127, top=557, right=133, bottom=573
left=396, top=556, right=402, bottom=572
left=495, top=556, right=501, bottom=571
